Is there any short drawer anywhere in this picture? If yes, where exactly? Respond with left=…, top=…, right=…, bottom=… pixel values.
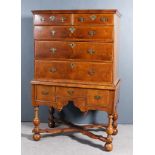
left=35, top=85, right=55, bottom=101
left=35, top=41, right=73, bottom=59
left=35, top=41, right=113, bottom=61
left=35, top=60, right=113, bottom=83
left=34, top=26, right=113, bottom=42
left=33, top=14, right=72, bottom=25
left=74, top=14, right=114, bottom=25
left=87, top=89, right=109, bottom=107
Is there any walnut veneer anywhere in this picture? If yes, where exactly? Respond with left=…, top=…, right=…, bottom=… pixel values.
left=31, top=10, right=120, bottom=151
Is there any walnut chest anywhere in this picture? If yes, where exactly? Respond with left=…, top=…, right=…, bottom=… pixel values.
left=31, top=10, right=120, bottom=151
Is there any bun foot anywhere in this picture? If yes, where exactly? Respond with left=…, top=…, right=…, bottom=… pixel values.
left=104, top=143, right=113, bottom=152
left=33, top=133, right=41, bottom=141
left=48, top=121, right=55, bottom=128
left=112, top=128, right=118, bottom=135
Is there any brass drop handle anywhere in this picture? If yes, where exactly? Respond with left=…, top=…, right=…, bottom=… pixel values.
left=49, top=16, right=56, bottom=21
left=49, top=67, right=57, bottom=73
left=94, top=95, right=102, bottom=100
left=100, top=17, right=108, bottom=22
left=67, top=89, right=74, bottom=95
left=50, top=48, right=57, bottom=54
left=51, top=30, right=56, bottom=36
left=87, top=49, right=95, bottom=55
left=40, top=17, right=45, bottom=22
left=90, top=15, right=97, bottom=21
left=68, top=42, right=76, bottom=48
left=70, top=63, right=75, bottom=69
left=78, top=17, right=85, bottom=22
left=61, top=16, right=67, bottom=22
left=88, top=30, right=96, bottom=36
left=69, top=27, right=76, bottom=33
left=41, top=90, right=49, bottom=95
left=88, top=69, right=95, bottom=76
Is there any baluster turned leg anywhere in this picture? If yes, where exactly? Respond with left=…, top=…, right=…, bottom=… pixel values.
left=33, top=106, right=41, bottom=141
left=112, top=112, right=118, bottom=135
left=104, top=114, right=114, bottom=151
left=48, top=107, right=55, bottom=128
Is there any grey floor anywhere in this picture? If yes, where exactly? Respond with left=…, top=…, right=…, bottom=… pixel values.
left=21, top=122, right=133, bottom=155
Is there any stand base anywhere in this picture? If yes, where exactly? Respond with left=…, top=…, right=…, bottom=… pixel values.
left=32, top=117, right=118, bottom=151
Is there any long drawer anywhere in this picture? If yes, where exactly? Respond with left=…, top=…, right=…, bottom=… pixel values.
left=35, top=41, right=113, bottom=61
left=35, top=60, right=113, bottom=83
left=34, top=26, right=113, bottom=41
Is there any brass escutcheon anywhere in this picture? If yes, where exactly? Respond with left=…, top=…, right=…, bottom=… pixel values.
left=50, top=48, right=57, bottom=54
left=49, top=67, right=57, bottom=73
left=94, top=95, right=102, bottom=100
left=78, top=17, right=85, bottom=22
left=87, top=49, right=95, bottom=55
left=69, top=27, right=76, bottom=33
left=100, top=17, right=108, bottom=22
left=88, top=30, right=96, bottom=36
left=49, top=16, right=56, bottom=21
left=67, top=89, right=74, bottom=95
left=70, top=63, right=75, bottom=69
left=90, top=15, right=97, bottom=21
left=88, top=69, right=95, bottom=76
left=51, top=30, right=56, bottom=36
left=40, top=17, right=45, bottom=22
left=61, top=16, right=67, bottom=22
left=68, top=42, right=76, bottom=48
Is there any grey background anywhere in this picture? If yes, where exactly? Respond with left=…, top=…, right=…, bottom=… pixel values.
left=21, top=0, right=133, bottom=124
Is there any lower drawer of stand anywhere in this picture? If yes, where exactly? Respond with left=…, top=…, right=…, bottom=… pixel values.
left=35, top=85, right=55, bottom=102
left=33, top=85, right=113, bottom=112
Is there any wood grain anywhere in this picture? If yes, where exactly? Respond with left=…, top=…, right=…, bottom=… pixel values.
left=35, top=41, right=113, bottom=61
left=34, top=60, right=113, bottom=83
left=34, top=26, right=114, bottom=42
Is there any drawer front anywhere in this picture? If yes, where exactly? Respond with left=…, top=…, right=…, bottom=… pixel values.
left=72, top=42, right=113, bottom=61
left=87, top=89, right=109, bottom=107
left=74, top=14, right=113, bottom=25
left=35, top=60, right=68, bottom=80
left=35, top=41, right=73, bottom=59
left=34, top=26, right=113, bottom=41
left=35, top=60, right=113, bottom=83
left=33, top=14, right=72, bottom=25
left=35, top=41, right=113, bottom=61
left=55, top=87, right=86, bottom=97
left=35, top=85, right=55, bottom=101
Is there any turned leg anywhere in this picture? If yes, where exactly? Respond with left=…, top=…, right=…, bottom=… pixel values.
left=112, top=112, right=118, bottom=135
left=104, top=114, right=113, bottom=151
left=48, top=107, right=55, bottom=128
left=33, top=106, right=41, bottom=141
